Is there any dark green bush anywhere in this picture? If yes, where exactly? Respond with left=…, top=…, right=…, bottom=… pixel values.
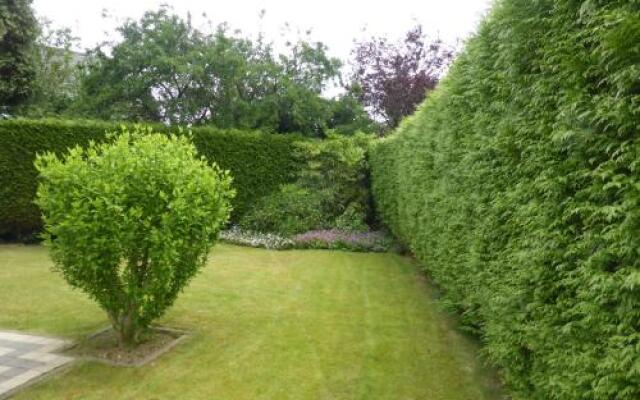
left=295, top=133, right=371, bottom=222
left=334, top=203, right=369, bottom=232
left=0, top=119, right=306, bottom=239
left=241, top=133, right=372, bottom=236
left=370, top=1, right=640, bottom=399
left=239, top=183, right=328, bottom=236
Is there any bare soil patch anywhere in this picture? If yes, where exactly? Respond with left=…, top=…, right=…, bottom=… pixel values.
left=66, top=326, right=188, bottom=367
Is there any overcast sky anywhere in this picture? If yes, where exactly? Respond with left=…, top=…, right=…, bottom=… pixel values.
left=33, top=0, right=493, bottom=61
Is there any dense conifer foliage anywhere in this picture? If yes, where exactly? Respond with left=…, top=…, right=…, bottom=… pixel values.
left=370, top=1, right=640, bottom=398
left=0, top=119, right=305, bottom=239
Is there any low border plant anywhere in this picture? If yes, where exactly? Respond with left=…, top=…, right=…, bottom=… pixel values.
left=220, top=226, right=294, bottom=250
left=291, top=230, right=393, bottom=252
left=220, top=227, right=393, bottom=253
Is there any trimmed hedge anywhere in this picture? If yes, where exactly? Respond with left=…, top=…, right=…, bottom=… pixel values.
left=0, top=119, right=305, bottom=239
left=371, top=1, right=640, bottom=399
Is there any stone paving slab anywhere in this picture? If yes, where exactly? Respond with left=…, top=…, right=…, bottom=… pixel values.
left=0, top=331, right=73, bottom=399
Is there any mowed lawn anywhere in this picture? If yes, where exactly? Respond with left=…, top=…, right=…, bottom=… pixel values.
left=0, top=244, right=503, bottom=400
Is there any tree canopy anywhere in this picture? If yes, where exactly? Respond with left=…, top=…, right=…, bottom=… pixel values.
left=1, top=4, right=453, bottom=136
left=350, top=25, right=454, bottom=130
left=67, top=8, right=374, bottom=136
left=0, top=0, right=38, bottom=110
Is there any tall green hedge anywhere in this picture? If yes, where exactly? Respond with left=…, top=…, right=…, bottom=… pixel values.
left=370, top=1, right=640, bottom=399
left=0, top=119, right=305, bottom=239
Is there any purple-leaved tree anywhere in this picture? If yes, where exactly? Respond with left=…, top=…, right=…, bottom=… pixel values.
left=349, top=25, right=454, bottom=131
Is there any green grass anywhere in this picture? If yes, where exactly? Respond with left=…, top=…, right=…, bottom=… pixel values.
left=0, top=244, right=504, bottom=399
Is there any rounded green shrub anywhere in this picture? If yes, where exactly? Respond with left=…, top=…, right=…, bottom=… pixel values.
left=35, top=127, right=234, bottom=347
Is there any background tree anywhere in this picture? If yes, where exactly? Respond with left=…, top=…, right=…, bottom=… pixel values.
left=69, top=7, right=374, bottom=137
left=0, top=0, right=38, bottom=112
left=326, top=90, right=380, bottom=135
left=69, top=10, right=216, bottom=124
left=18, top=19, right=82, bottom=116
left=349, top=25, right=454, bottom=130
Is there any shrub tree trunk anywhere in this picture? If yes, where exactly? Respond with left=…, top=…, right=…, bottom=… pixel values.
left=109, top=306, right=141, bottom=348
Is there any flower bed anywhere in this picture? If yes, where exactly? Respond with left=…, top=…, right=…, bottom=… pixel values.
left=220, top=227, right=294, bottom=250
left=220, top=227, right=393, bottom=252
left=291, top=230, right=392, bottom=252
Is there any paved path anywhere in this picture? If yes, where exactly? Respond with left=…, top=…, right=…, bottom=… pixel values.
left=0, top=331, right=73, bottom=398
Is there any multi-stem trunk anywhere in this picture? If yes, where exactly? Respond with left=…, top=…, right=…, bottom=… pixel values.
left=110, top=305, right=140, bottom=348
left=110, top=249, right=149, bottom=348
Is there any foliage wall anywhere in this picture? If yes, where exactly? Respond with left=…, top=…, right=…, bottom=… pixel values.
left=370, top=0, right=640, bottom=399
left=0, top=119, right=305, bottom=239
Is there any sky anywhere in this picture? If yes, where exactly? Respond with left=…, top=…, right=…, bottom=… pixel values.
left=32, top=0, right=494, bottom=62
